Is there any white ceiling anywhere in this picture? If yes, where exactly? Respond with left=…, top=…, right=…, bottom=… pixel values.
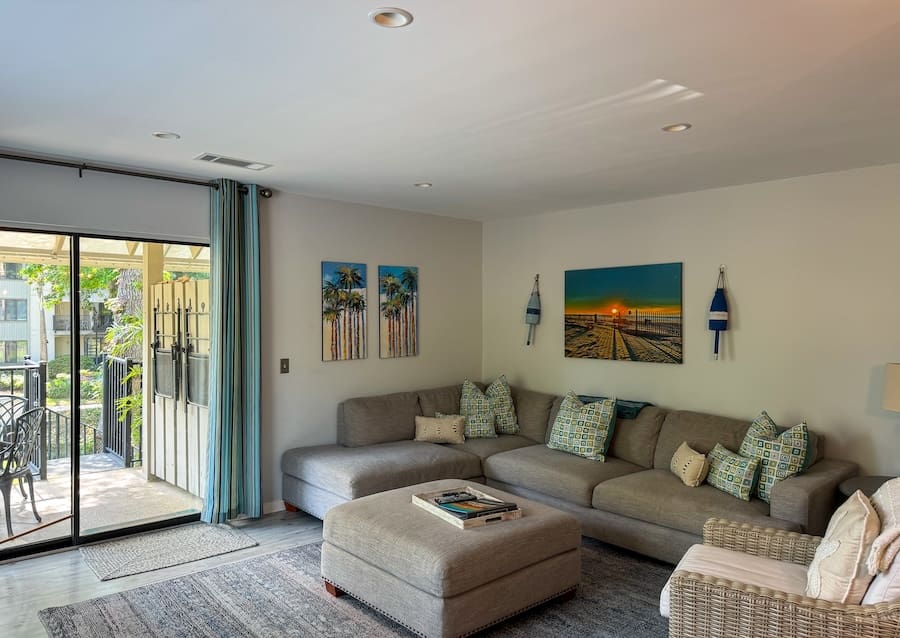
left=2, top=1, right=899, bottom=220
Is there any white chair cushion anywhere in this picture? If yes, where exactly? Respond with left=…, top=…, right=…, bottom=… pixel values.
left=863, top=558, right=900, bottom=604
left=660, top=543, right=808, bottom=617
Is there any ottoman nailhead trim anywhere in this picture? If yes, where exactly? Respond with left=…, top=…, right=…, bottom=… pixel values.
left=323, top=577, right=577, bottom=638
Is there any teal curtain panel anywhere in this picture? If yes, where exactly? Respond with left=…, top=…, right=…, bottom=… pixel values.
left=203, top=179, right=262, bottom=523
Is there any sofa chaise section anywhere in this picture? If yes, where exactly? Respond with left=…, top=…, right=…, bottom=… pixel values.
left=282, top=441, right=482, bottom=519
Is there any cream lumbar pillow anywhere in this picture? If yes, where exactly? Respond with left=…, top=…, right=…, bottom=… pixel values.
left=806, top=490, right=880, bottom=604
left=670, top=442, right=710, bottom=487
left=414, top=415, right=465, bottom=445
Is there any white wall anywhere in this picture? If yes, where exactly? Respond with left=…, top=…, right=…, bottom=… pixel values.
left=482, top=163, right=900, bottom=476
left=261, top=192, right=483, bottom=508
left=0, top=158, right=208, bottom=242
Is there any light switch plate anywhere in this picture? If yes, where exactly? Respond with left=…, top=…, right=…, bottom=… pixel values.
left=280, top=358, right=290, bottom=374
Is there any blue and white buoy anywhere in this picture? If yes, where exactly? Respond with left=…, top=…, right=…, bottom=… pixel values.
left=708, top=266, right=729, bottom=359
left=525, top=274, right=541, bottom=346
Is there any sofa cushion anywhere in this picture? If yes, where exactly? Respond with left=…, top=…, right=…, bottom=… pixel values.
left=607, top=406, right=667, bottom=468
left=510, top=387, right=556, bottom=443
left=591, top=469, right=790, bottom=536
left=447, top=435, right=536, bottom=460
left=281, top=441, right=482, bottom=500
left=653, top=410, right=750, bottom=470
left=418, top=384, right=463, bottom=417
left=338, top=391, right=422, bottom=447
left=484, top=445, right=642, bottom=507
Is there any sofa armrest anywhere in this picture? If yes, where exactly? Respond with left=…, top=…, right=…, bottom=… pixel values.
left=769, top=458, right=858, bottom=535
left=703, top=518, right=821, bottom=566
left=668, top=571, right=900, bottom=638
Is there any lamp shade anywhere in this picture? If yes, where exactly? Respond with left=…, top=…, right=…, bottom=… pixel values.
left=883, top=363, right=900, bottom=411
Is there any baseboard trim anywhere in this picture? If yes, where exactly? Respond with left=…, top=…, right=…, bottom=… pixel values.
left=263, top=500, right=286, bottom=515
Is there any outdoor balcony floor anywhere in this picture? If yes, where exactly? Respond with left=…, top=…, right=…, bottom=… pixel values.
left=1, top=453, right=201, bottom=551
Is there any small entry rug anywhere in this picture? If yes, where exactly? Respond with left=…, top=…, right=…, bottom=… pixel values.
left=43, top=539, right=671, bottom=637
left=78, top=522, right=258, bottom=581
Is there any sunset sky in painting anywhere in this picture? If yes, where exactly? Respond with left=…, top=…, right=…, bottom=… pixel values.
left=565, top=263, right=682, bottom=315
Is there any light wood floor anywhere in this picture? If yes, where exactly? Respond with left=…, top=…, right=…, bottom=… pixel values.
left=0, top=511, right=324, bottom=638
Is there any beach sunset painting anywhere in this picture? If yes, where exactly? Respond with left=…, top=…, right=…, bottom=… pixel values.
left=322, top=261, right=367, bottom=361
left=564, top=262, right=683, bottom=363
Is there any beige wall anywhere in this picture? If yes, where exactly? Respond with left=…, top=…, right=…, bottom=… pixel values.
left=482, top=163, right=900, bottom=476
left=261, top=192, right=483, bottom=509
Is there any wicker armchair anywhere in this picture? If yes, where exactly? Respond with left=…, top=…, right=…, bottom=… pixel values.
left=667, top=518, right=900, bottom=638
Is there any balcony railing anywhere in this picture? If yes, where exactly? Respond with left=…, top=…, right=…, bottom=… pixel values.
left=1, top=359, right=141, bottom=478
left=52, top=315, right=114, bottom=332
left=53, top=315, right=92, bottom=332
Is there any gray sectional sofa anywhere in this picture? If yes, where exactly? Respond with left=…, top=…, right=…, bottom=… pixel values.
left=281, top=383, right=858, bottom=564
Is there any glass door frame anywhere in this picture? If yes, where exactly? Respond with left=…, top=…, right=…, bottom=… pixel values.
left=0, top=227, right=204, bottom=562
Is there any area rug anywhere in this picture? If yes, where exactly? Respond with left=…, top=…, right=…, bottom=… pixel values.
left=78, top=522, right=258, bottom=581
left=42, top=538, right=671, bottom=637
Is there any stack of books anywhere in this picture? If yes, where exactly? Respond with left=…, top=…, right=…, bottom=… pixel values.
left=412, top=486, right=523, bottom=529
left=432, top=492, right=518, bottom=520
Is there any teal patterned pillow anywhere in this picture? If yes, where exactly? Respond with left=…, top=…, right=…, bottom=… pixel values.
left=459, top=380, right=497, bottom=438
left=485, top=376, right=518, bottom=434
left=739, top=411, right=810, bottom=503
left=706, top=443, right=760, bottom=501
left=546, top=391, right=616, bottom=461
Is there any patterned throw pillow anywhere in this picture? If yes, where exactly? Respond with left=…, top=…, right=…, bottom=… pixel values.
left=738, top=411, right=810, bottom=503
left=459, top=380, right=497, bottom=438
left=706, top=443, right=760, bottom=501
left=485, top=376, right=518, bottom=434
left=546, top=391, right=616, bottom=461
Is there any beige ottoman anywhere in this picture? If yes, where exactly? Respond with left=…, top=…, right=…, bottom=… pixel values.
left=321, top=479, right=582, bottom=638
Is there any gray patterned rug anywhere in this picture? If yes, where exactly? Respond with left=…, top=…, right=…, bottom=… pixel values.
left=79, top=522, right=258, bottom=581
left=43, top=539, right=671, bottom=637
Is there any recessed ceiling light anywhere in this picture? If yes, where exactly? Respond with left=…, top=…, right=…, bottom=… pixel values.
left=661, top=123, right=692, bottom=133
left=151, top=131, right=181, bottom=140
left=369, top=7, right=413, bottom=28
left=414, top=182, right=433, bottom=188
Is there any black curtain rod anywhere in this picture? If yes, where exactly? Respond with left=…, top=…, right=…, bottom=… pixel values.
left=0, top=151, right=273, bottom=198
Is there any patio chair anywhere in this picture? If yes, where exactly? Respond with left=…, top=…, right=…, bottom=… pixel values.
left=1, top=407, right=45, bottom=537
left=0, top=394, right=28, bottom=440
left=663, top=518, right=900, bottom=638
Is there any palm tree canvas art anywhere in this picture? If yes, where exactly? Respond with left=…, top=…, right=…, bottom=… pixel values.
left=322, top=261, right=367, bottom=361
left=379, top=265, right=418, bottom=359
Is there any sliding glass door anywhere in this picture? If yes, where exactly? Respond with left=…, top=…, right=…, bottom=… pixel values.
left=0, top=229, right=207, bottom=559
left=0, top=230, right=73, bottom=553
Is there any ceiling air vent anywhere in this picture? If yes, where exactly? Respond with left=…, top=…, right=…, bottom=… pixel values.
left=193, top=153, right=271, bottom=171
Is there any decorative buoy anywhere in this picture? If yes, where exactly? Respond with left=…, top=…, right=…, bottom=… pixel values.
left=525, top=274, right=541, bottom=346
left=708, top=266, right=729, bottom=359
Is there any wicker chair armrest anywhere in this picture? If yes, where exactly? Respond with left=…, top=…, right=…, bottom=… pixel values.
left=668, top=571, right=900, bottom=638
left=702, top=518, right=822, bottom=566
